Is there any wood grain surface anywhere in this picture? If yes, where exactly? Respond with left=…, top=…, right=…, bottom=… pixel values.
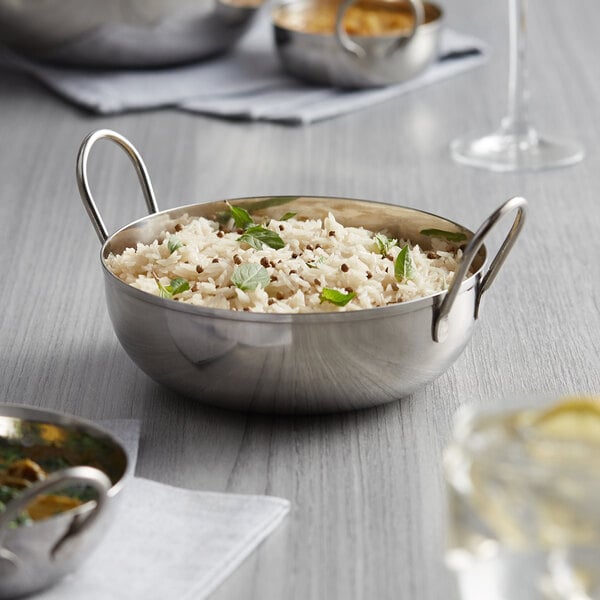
left=1, top=1, right=599, bottom=598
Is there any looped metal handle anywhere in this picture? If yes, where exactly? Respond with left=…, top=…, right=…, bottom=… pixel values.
left=77, top=129, right=159, bottom=244
left=0, top=466, right=112, bottom=571
left=432, top=196, right=527, bottom=343
left=335, top=0, right=425, bottom=59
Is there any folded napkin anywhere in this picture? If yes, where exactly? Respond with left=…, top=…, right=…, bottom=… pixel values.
left=33, top=419, right=290, bottom=600
left=0, top=12, right=487, bottom=124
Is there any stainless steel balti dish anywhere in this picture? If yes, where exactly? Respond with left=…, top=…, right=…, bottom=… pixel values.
left=77, top=130, right=526, bottom=414
left=273, top=0, right=443, bottom=87
left=0, top=0, right=261, bottom=67
left=0, top=404, right=130, bottom=599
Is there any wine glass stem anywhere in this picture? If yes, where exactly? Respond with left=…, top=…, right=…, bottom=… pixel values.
left=502, top=0, right=533, bottom=138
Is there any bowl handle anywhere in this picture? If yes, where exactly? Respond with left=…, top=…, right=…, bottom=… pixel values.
left=335, top=0, right=425, bottom=59
left=432, top=196, right=527, bottom=343
left=0, top=466, right=112, bottom=572
left=76, top=129, right=160, bottom=244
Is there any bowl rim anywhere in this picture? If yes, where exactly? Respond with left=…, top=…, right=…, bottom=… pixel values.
left=99, top=194, right=485, bottom=324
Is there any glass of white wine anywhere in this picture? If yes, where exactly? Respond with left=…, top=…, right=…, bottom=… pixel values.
left=451, top=0, right=584, bottom=172
left=444, top=396, right=600, bottom=599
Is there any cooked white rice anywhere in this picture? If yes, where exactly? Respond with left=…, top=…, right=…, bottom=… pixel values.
left=105, top=212, right=465, bottom=313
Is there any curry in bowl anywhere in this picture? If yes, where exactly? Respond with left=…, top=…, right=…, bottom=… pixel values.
left=0, top=406, right=129, bottom=598
left=0, top=414, right=126, bottom=525
left=273, top=0, right=441, bottom=36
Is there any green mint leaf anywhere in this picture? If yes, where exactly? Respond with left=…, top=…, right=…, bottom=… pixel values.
left=229, top=204, right=254, bottom=230
left=238, top=226, right=285, bottom=250
left=156, top=279, right=172, bottom=299
left=155, top=276, right=190, bottom=299
left=231, top=264, right=270, bottom=291
left=420, top=229, right=467, bottom=242
left=319, top=288, right=356, bottom=307
left=373, top=233, right=397, bottom=256
left=280, top=212, right=297, bottom=221
left=237, top=232, right=263, bottom=250
left=167, top=237, right=183, bottom=254
left=216, top=198, right=298, bottom=226
left=169, top=277, right=190, bottom=296
left=394, top=245, right=415, bottom=281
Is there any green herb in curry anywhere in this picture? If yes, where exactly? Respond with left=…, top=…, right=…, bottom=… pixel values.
left=0, top=441, right=102, bottom=526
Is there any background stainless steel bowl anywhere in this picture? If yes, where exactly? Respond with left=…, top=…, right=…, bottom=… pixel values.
left=0, top=0, right=262, bottom=67
left=77, top=130, right=526, bottom=414
left=273, top=0, right=443, bottom=88
left=0, top=405, right=130, bottom=598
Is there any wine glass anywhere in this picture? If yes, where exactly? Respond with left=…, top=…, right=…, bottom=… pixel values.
left=451, top=0, right=584, bottom=172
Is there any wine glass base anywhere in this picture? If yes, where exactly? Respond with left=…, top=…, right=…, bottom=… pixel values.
left=451, top=130, right=584, bottom=172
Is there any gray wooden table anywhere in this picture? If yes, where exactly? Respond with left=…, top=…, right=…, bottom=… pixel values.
left=1, top=1, right=599, bottom=598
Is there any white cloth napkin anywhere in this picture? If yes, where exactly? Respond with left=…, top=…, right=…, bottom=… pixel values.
left=32, top=419, right=290, bottom=600
left=0, top=13, right=487, bottom=124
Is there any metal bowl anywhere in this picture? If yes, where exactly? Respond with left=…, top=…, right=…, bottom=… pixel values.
left=77, top=130, right=526, bottom=414
left=0, top=404, right=130, bottom=598
left=0, top=0, right=261, bottom=68
left=273, top=0, right=443, bottom=87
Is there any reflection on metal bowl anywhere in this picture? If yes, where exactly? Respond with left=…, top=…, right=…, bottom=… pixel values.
left=0, top=405, right=130, bottom=599
left=77, top=129, right=526, bottom=414
left=0, top=0, right=262, bottom=67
